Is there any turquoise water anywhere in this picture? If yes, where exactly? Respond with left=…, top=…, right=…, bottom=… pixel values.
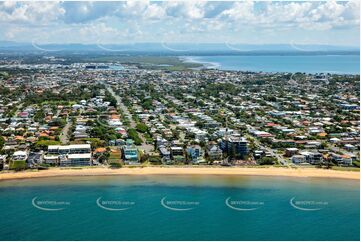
left=0, top=175, right=359, bottom=241
left=184, top=55, right=360, bottom=74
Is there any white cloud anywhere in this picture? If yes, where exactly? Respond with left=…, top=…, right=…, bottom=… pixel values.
left=219, top=0, right=360, bottom=30
left=219, top=0, right=255, bottom=22
left=0, top=1, right=358, bottom=29
left=164, top=1, right=207, bottom=19
left=0, top=1, right=65, bottom=24
left=117, top=0, right=166, bottom=20
left=0, top=1, right=358, bottom=45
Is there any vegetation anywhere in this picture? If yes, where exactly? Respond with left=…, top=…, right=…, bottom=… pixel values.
left=73, top=138, right=105, bottom=150
left=0, top=136, right=4, bottom=151
left=109, top=162, right=122, bottom=168
left=127, top=129, right=142, bottom=145
left=34, top=140, right=61, bottom=150
left=10, top=160, right=26, bottom=171
left=90, top=123, right=121, bottom=141
left=258, top=157, right=277, bottom=165
left=136, top=123, right=149, bottom=133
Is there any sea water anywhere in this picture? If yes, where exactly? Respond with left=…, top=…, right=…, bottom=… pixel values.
left=0, top=175, right=359, bottom=241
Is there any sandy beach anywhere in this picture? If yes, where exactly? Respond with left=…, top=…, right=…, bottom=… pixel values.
left=0, top=166, right=359, bottom=181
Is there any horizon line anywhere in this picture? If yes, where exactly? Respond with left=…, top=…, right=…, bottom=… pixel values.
left=1, top=41, right=360, bottom=48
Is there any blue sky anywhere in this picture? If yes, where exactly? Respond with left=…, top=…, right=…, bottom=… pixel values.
left=0, top=1, right=359, bottom=46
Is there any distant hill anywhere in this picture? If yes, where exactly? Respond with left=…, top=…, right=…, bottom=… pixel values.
left=0, top=41, right=359, bottom=55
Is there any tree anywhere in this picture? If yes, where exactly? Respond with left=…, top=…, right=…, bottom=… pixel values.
left=136, top=123, right=149, bottom=133
left=141, top=99, right=153, bottom=110
left=127, top=129, right=142, bottom=145
left=195, top=121, right=204, bottom=129
left=49, top=118, right=66, bottom=128
left=34, top=140, right=61, bottom=150
left=0, top=136, right=4, bottom=151
left=10, top=160, right=26, bottom=171
left=90, top=124, right=120, bottom=141
left=34, top=110, right=45, bottom=123
left=78, top=138, right=105, bottom=150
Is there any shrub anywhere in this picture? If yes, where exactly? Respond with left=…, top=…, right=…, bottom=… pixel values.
left=258, top=157, right=276, bottom=165
left=10, top=160, right=26, bottom=171
left=109, top=162, right=122, bottom=168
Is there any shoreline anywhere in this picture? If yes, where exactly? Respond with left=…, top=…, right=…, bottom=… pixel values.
left=0, top=166, right=359, bottom=181
left=179, top=56, right=220, bottom=70
left=178, top=55, right=359, bottom=75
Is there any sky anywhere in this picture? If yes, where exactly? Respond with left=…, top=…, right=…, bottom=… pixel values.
left=0, top=0, right=359, bottom=47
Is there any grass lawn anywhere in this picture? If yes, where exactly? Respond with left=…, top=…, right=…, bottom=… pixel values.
left=109, top=150, right=121, bottom=163
left=331, top=166, right=360, bottom=172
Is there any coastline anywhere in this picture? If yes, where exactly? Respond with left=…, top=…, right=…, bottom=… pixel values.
left=179, top=56, right=220, bottom=70
left=0, top=166, right=359, bottom=181
left=178, top=55, right=360, bottom=74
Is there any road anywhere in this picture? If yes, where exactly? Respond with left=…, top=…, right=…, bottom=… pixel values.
left=105, top=84, right=136, bottom=128
left=105, top=84, right=154, bottom=153
left=12, top=102, right=24, bottom=119
left=288, top=73, right=298, bottom=86
left=245, top=125, right=291, bottom=167
left=59, top=118, right=71, bottom=144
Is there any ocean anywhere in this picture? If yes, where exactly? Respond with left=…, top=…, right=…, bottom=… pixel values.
left=0, top=175, right=359, bottom=241
left=182, top=55, right=360, bottom=74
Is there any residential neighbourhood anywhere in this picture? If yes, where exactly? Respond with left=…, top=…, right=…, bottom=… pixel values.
left=0, top=60, right=359, bottom=171
left=0, top=0, right=359, bottom=241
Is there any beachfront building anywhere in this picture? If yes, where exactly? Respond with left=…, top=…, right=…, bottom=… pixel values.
left=170, top=146, right=185, bottom=163
left=12, top=150, right=28, bottom=161
left=299, top=151, right=323, bottom=165
left=46, top=144, right=92, bottom=166
left=206, top=144, right=223, bottom=161
left=122, top=146, right=139, bottom=164
left=291, top=155, right=306, bottom=164
left=43, top=155, right=59, bottom=165
left=60, top=154, right=92, bottom=166
left=186, top=145, right=205, bottom=164
left=159, top=146, right=171, bottom=164
left=0, top=155, right=7, bottom=170
left=48, top=144, right=91, bottom=154
left=220, top=135, right=248, bottom=159
left=330, top=153, right=353, bottom=166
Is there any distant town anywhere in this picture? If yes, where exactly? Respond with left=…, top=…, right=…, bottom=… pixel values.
left=0, top=55, right=359, bottom=171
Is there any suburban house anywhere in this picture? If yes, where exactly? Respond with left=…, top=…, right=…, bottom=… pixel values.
left=159, top=146, right=171, bottom=163
left=330, top=153, right=353, bottom=166
left=285, top=148, right=299, bottom=157
left=299, top=151, right=323, bottom=165
left=170, top=146, right=185, bottom=162
left=0, top=155, right=7, bottom=170
left=186, top=145, right=205, bottom=164
left=291, top=155, right=306, bottom=164
left=12, top=150, right=28, bottom=161
left=206, top=144, right=223, bottom=161
left=122, top=145, right=139, bottom=164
